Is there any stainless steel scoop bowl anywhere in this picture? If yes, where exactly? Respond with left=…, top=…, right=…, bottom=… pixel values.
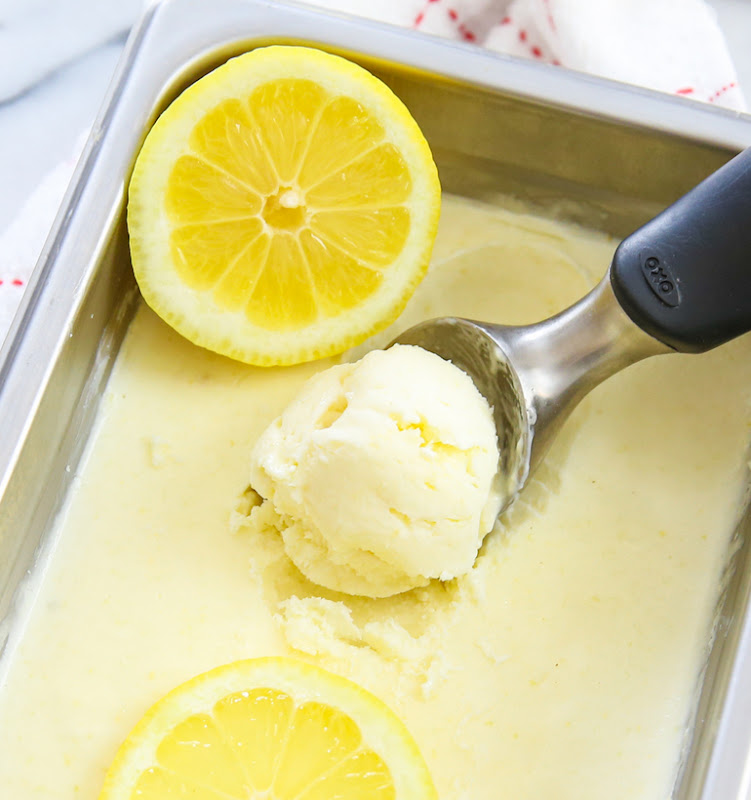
left=395, top=277, right=668, bottom=511
left=395, top=147, right=751, bottom=512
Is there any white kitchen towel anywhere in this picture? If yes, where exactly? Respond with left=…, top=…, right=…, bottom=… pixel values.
left=0, top=0, right=747, bottom=346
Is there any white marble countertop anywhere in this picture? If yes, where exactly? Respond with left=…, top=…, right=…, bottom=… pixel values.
left=0, top=40, right=125, bottom=227
left=1, top=0, right=751, bottom=240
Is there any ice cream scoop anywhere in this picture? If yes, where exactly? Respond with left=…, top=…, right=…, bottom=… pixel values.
left=396, top=147, right=751, bottom=513
left=248, top=345, right=503, bottom=597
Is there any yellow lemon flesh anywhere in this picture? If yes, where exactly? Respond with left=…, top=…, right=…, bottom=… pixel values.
left=99, top=658, right=437, bottom=800
left=128, top=46, right=441, bottom=365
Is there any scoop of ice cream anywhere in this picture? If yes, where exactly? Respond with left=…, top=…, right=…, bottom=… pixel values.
left=248, top=344, right=503, bottom=597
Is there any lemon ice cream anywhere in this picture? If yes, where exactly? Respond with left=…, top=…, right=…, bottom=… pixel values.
left=1, top=197, right=750, bottom=800
left=248, top=344, right=502, bottom=598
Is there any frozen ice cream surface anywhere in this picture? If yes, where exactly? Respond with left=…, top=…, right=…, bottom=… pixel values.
left=3, top=196, right=751, bottom=800
left=249, top=344, right=503, bottom=597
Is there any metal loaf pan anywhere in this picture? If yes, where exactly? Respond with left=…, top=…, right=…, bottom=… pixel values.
left=1, top=0, right=750, bottom=796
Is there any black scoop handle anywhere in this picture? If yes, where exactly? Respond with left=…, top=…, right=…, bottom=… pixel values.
left=610, top=147, right=751, bottom=353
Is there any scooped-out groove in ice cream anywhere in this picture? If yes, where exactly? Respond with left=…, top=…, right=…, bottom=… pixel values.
left=248, top=344, right=504, bottom=597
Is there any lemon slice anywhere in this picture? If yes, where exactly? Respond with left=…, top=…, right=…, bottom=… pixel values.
left=99, top=658, right=437, bottom=800
left=128, top=46, right=441, bottom=366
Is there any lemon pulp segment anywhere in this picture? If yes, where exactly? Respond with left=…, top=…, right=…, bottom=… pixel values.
left=166, top=84, right=409, bottom=328
left=133, top=692, right=393, bottom=799
left=128, top=47, right=440, bottom=365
